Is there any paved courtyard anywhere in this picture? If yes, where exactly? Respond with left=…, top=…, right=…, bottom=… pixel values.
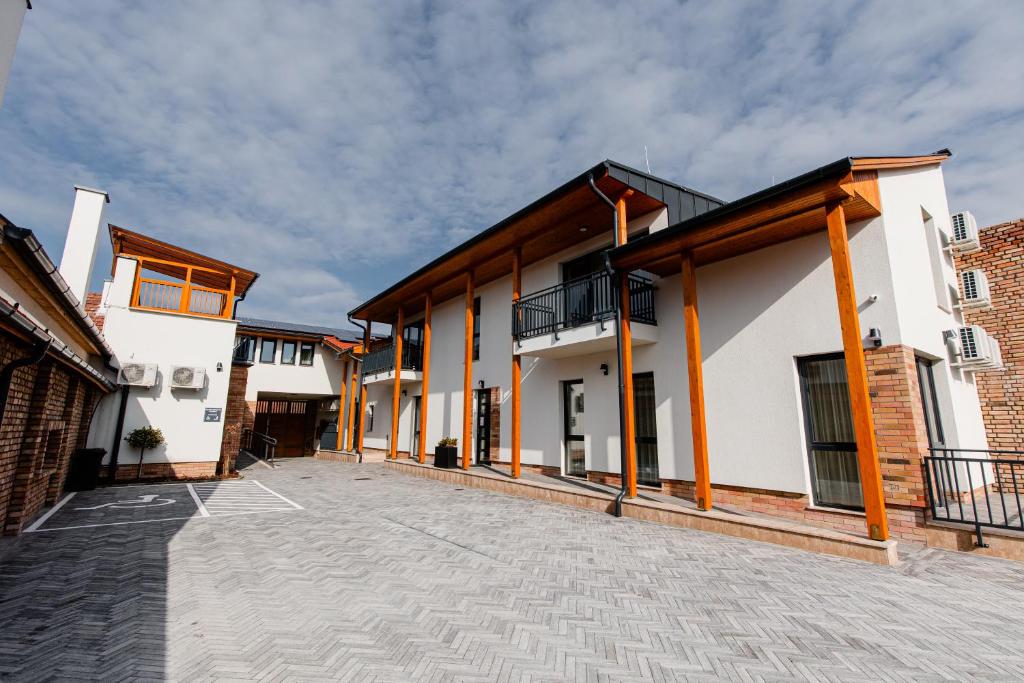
left=2, top=457, right=1024, bottom=681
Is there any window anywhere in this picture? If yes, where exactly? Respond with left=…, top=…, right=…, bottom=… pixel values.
left=472, top=297, right=481, bottom=361
left=281, top=340, right=297, bottom=365
left=234, top=335, right=256, bottom=362
left=797, top=354, right=863, bottom=511
left=260, top=338, right=277, bottom=363
left=367, top=404, right=375, bottom=432
left=299, top=342, right=315, bottom=366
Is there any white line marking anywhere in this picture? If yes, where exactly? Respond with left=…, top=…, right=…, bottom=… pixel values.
left=25, top=492, right=76, bottom=532
left=252, top=480, right=303, bottom=509
left=240, top=450, right=274, bottom=469
left=187, top=484, right=210, bottom=517
left=23, top=507, right=298, bottom=533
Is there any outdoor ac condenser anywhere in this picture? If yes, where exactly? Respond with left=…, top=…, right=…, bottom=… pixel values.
left=117, top=362, right=158, bottom=387
left=948, top=211, right=981, bottom=253
left=958, top=269, right=992, bottom=310
left=949, top=325, right=1002, bottom=370
left=170, top=365, right=206, bottom=389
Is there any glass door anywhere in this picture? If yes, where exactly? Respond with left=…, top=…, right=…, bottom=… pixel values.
left=475, top=389, right=491, bottom=464
left=916, top=357, right=945, bottom=448
left=411, top=396, right=421, bottom=458
left=798, top=354, right=863, bottom=510
left=563, top=380, right=586, bottom=477
left=633, top=372, right=660, bottom=486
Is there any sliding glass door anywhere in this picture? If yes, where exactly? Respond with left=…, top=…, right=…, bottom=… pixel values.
left=798, top=354, right=863, bottom=510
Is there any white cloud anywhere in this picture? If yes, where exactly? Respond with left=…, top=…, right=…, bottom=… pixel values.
left=1, top=0, right=1021, bottom=326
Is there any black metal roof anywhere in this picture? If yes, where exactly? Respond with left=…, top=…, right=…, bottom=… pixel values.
left=235, top=317, right=362, bottom=342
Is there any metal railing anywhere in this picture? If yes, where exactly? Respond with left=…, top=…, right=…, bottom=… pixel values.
left=924, top=447, right=1024, bottom=547
left=242, top=428, right=278, bottom=466
left=362, top=342, right=424, bottom=377
left=512, top=271, right=656, bottom=341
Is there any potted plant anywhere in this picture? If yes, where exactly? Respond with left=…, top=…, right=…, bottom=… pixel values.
left=434, top=437, right=458, bottom=469
left=126, top=426, right=165, bottom=480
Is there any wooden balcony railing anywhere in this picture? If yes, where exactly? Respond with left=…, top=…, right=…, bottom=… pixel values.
left=130, top=256, right=235, bottom=319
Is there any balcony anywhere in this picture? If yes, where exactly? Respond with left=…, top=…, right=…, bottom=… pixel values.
left=512, top=271, right=658, bottom=358
left=362, top=342, right=424, bottom=384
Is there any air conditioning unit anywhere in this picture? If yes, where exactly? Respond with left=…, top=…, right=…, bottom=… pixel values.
left=170, top=365, right=206, bottom=389
left=948, top=326, right=1003, bottom=370
left=947, top=211, right=981, bottom=253
left=958, top=269, right=992, bottom=310
left=117, top=362, right=158, bottom=387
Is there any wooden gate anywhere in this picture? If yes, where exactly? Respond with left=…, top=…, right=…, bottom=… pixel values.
left=253, top=399, right=317, bottom=457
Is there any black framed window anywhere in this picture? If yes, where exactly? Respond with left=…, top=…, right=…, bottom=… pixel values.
left=299, top=342, right=315, bottom=366
left=259, top=338, right=277, bottom=364
left=281, top=340, right=297, bottom=364
left=472, top=297, right=481, bottom=361
left=916, top=357, right=945, bottom=447
left=234, top=335, right=256, bottom=362
left=797, top=353, right=863, bottom=511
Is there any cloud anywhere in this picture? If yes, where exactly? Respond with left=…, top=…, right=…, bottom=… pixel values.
left=1, top=0, right=1021, bottom=326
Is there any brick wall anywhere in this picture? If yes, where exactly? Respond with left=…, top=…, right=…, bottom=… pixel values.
left=0, top=331, right=106, bottom=535
left=954, top=218, right=1024, bottom=451
left=218, top=363, right=250, bottom=475
left=83, top=292, right=105, bottom=332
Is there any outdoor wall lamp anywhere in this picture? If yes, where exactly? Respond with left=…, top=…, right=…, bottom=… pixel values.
left=478, top=380, right=485, bottom=389
left=867, top=328, right=883, bottom=348
left=216, top=362, right=223, bottom=372
left=600, top=363, right=609, bottom=376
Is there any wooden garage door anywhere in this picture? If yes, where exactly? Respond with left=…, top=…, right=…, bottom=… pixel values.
left=254, top=400, right=315, bottom=457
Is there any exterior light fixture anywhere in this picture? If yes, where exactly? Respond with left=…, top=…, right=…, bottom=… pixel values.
left=867, top=328, right=883, bottom=348
left=478, top=380, right=485, bottom=389
left=579, top=225, right=589, bottom=233
left=600, top=363, right=609, bottom=376
left=216, top=362, right=223, bottom=372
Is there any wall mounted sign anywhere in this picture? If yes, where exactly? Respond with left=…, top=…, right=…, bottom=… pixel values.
left=204, top=408, right=222, bottom=422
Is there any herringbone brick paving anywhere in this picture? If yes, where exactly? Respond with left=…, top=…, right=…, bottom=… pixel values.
left=1, top=457, right=1024, bottom=681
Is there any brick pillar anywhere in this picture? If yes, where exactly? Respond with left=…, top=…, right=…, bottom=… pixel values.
left=0, top=337, right=38, bottom=533
left=218, top=363, right=250, bottom=476
left=865, top=345, right=931, bottom=508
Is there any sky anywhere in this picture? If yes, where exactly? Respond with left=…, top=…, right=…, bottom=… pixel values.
left=1, top=1, right=1022, bottom=329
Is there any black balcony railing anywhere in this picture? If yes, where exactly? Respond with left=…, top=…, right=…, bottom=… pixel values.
left=512, top=271, right=656, bottom=341
left=924, top=447, right=1024, bottom=547
left=362, top=342, right=424, bottom=377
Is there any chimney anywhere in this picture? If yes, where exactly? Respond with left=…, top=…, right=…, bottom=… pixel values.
left=59, top=185, right=109, bottom=306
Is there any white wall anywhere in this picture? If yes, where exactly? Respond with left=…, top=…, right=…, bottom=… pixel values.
left=242, top=335, right=345, bottom=402
left=88, top=257, right=237, bottom=465
left=0, top=0, right=28, bottom=109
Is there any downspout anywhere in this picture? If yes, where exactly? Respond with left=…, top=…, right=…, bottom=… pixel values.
left=0, top=337, right=51, bottom=427
left=348, top=313, right=369, bottom=463
left=588, top=173, right=629, bottom=517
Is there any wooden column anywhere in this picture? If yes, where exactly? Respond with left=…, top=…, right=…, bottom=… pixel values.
left=681, top=251, right=712, bottom=510
left=510, top=248, right=522, bottom=478
left=336, top=359, right=349, bottom=451
left=356, top=323, right=371, bottom=454
left=389, top=309, right=405, bottom=459
left=826, top=201, right=889, bottom=541
left=617, top=196, right=637, bottom=498
left=345, top=356, right=358, bottom=451
left=417, top=294, right=432, bottom=464
left=462, top=272, right=475, bottom=470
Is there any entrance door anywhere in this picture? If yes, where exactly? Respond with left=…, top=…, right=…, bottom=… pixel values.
left=916, top=357, right=945, bottom=448
left=797, top=354, right=863, bottom=510
left=254, top=399, right=315, bottom=457
left=412, top=396, right=422, bottom=458
left=475, top=389, right=491, bottom=464
left=633, top=372, right=660, bottom=486
left=563, top=380, right=586, bottom=477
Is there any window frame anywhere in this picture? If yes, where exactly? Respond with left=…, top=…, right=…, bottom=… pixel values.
left=299, top=341, right=316, bottom=366
left=235, top=335, right=256, bottom=362
left=280, top=340, right=297, bottom=365
left=472, top=296, right=481, bottom=361
left=259, top=338, right=277, bottom=364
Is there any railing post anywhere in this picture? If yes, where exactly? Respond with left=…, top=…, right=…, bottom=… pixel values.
left=179, top=266, right=193, bottom=314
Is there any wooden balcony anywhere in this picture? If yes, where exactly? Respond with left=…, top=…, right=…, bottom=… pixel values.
left=130, top=257, right=234, bottom=319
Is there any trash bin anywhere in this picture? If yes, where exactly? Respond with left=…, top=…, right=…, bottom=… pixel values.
left=65, top=448, right=106, bottom=491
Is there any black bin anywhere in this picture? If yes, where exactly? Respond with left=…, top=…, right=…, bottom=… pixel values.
left=65, top=448, right=106, bottom=491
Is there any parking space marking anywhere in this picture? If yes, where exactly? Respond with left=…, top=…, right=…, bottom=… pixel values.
left=253, top=480, right=303, bottom=510
left=24, top=492, right=76, bottom=532
left=186, top=484, right=210, bottom=517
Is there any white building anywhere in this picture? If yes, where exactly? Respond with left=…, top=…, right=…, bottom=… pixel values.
left=0, top=0, right=29, bottom=109
left=349, top=153, right=994, bottom=543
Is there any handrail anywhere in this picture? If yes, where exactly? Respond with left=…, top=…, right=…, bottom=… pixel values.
left=242, top=428, right=277, bottom=466
left=512, top=270, right=656, bottom=340
left=133, top=275, right=231, bottom=319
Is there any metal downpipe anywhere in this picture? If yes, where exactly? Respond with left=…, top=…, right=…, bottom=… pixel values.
left=588, top=173, right=629, bottom=518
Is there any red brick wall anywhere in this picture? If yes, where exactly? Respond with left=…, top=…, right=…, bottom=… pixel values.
left=84, top=292, right=105, bottom=332
left=111, top=460, right=217, bottom=481
left=218, top=363, right=250, bottom=475
left=954, top=218, right=1024, bottom=451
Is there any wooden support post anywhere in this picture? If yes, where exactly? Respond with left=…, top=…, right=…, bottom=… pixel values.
left=345, top=356, right=358, bottom=451
left=179, top=266, right=193, bottom=313
left=681, top=251, right=712, bottom=510
left=826, top=201, right=889, bottom=541
left=417, top=294, right=432, bottom=464
left=225, top=274, right=236, bottom=319
left=617, top=196, right=637, bottom=497
left=356, top=324, right=371, bottom=454
left=511, top=248, right=522, bottom=479
left=336, top=359, right=349, bottom=451
left=390, top=309, right=404, bottom=459
left=462, top=272, right=474, bottom=470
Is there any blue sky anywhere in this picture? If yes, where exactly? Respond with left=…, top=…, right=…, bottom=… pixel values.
left=1, top=1, right=1022, bottom=327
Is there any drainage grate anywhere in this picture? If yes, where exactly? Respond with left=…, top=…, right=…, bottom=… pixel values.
left=354, top=477, right=372, bottom=481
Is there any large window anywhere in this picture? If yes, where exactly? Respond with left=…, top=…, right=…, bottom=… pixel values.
left=281, top=340, right=297, bottom=365
left=234, top=335, right=256, bottom=362
left=299, top=342, right=315, bottom=366
left=797, top=354, right=863, bottom=510
left=472, top=297, right=481, bottom=361
left=260, top=338, right=277, bottom=364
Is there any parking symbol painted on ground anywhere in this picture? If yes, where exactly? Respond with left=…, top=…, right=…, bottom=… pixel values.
left=26, top=480, right=302, bottom=533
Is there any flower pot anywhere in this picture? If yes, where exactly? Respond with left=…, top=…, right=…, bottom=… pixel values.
left=433, top=445, right=458, bottom=468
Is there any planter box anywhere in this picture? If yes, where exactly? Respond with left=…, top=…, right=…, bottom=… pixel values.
left=433, top=445, right=459, bottom=469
